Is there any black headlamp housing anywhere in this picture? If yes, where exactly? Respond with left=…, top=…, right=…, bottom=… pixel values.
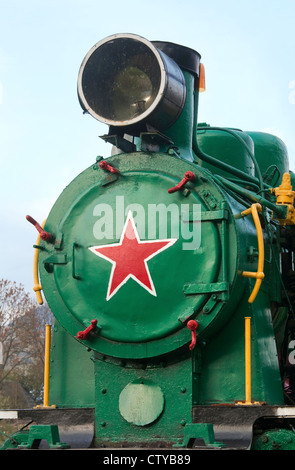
left=77, top=33, right=200, bottom=137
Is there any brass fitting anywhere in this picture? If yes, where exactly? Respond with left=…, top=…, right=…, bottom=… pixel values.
left=271, top=172, right=295, bottom=225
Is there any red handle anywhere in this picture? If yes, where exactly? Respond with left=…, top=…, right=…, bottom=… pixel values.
left=168, top=171, right=196, bottom=193
left=187, top=319, right=198, bottom=350
left=76, top=319, right=98, bottom=340
left=99, top=160, right=120, bottom=174
left=26, top=215, right=53, bottom=242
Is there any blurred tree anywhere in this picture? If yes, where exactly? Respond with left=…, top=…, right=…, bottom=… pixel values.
left=0, top=279, right=54, bottom=406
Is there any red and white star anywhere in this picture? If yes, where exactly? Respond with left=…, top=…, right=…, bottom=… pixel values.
left=89, top=211, right=177, bottom=300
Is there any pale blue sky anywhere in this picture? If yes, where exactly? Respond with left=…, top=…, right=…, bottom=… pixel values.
left=0, top=0, right=294, bottom=292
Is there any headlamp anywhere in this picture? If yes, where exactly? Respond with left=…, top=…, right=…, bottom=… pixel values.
left=77, top=33, right=187, bottom=132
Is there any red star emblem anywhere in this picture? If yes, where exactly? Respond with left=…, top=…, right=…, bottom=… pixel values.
left=89, top=211, right=177, bottom=300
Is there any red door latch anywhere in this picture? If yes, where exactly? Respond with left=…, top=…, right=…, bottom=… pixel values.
left=99, top=160, right=120, bottom=174
left=187, top=319, right=198, bottom=350
left=168, top=171, right=196, bottom=193
left=76, top=319, right=98, bottom=340
left=26, top=215, right=53, bottom=242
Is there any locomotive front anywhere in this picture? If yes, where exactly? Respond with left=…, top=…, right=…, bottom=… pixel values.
left=37, top=34, right=244, bottom=358
left=24, top=33, right=295, bottom=449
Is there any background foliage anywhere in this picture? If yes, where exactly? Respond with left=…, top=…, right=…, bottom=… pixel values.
left=0, top=279, right=54, bottom=408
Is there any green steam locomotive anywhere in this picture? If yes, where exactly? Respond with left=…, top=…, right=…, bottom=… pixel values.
left=3, top=33, right=295, bottom=450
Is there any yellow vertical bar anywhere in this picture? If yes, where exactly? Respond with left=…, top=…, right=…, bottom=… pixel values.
left=43, top=324, right=51, bottom=407
left=32, top=231, right=43, bottom=305
left=32, top=220, right=46, bottom=305
left=245, top=317, right=251, bottom=404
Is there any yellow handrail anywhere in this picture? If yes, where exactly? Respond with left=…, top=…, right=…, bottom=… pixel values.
left=245, top=316, right=252, bottom=404
left=236, top=203, right=265, bottom=406
left=43, top=324, right=52, bottom=407
left=240, top=203, right=265, bottom=303
left=32, top=220, right=46, bottom=305
left=236, top=316, right=261, bottom=406
left=34, top=324, right=56, bottom=409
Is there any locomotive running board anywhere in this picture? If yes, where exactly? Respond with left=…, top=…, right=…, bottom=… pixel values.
left=192, top=405, right=295, bottom=449
left=3, top=405, right=295, bottom=449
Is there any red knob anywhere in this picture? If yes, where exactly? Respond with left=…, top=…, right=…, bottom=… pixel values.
left=187, top=319, right=198, bottom=350
left=26, top=215, right=53, bottom=242
left=99, top=160, right=120, bottom=174
left=168, top=171, right=196, bottom=193
left=76, top=319, right=98, bottom=340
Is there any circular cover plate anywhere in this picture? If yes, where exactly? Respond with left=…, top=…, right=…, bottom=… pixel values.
left=40, top=153, right=234, bottom=359
left=119, top=380, right=164, bottom=426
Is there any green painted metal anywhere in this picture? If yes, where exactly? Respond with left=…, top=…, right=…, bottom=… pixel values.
left=252, top=429, right=295, bottom=450
left=196, top=124, right=255, bottom=180
left=92, top=355, right=193, bottom=447
left=118, top=379, right=164, bottom=426
left=246, top=131, right=289, bottom=185
left=49, top=319, right=95, bottom=408
left=160, top=70, right=196, bottom=161
left=1, top=425, right=69, bottom=449
left=178, top=423, right=225, bottom=448
left=17, top=425, right=70, bottom=449
left=195, top=291, right=284, bottom=405
left=39, top=152, right=243, bottom=363
left=0, top=431, right=29, bottom=450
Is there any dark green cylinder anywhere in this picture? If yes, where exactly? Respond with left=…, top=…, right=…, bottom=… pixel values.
left=246, top=131, right=289, bottom=185
left=196, top=125, right=255, bottom=180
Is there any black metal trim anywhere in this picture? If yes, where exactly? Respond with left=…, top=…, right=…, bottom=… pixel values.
left=152, top=41, right=201, bottom=76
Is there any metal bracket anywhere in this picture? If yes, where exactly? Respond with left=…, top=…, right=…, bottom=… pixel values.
left=17, top=425, right=70, bottom=449
left=176, top=423, right=224, bottom=448
left=139, top=131, right=174, bottom=152
left=72, top=242, right=81, bottom=280
left=183, top=281, right=228, bottom=295
left=182, top=202, right=230, bottom=302
left=54, top=229, right=64, bottom=250
left=100, top=132, right=136, bottom=153
left=44, top=253, right=67, bottom=273
left=43, top=254, right=67, bottom=264
left=182, top=207, right=228, bottom=223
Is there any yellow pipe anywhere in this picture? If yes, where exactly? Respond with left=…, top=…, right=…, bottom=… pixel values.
left=236, top=316, right=260, bottom=406
left=34, top=324, right=55, bottom=409
left=32, top=220, right=46, bottom=305
left=240, top=206, right=255, bottom=218
left=240, top=203, right=265, bottom=303
left=33, top=232, right=43, bottom=305
left=43, top=324, right=51, bottom=407
left=235, top=203, right=266, bottom=406
left=245, top=317, right=251, bottom=404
